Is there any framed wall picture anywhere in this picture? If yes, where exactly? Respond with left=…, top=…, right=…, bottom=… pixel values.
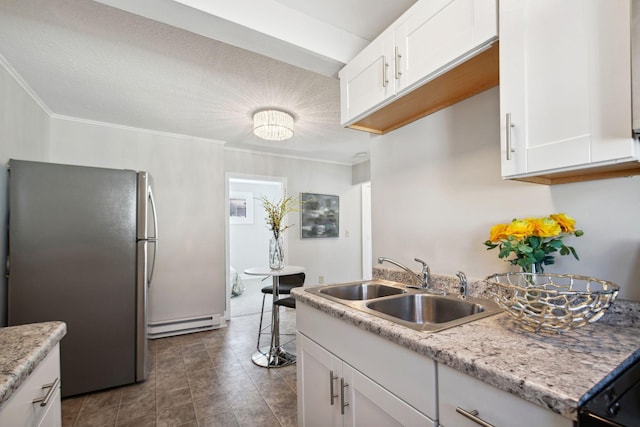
left=300, top=193, right=339, bottom=238
left=229, top=191, right=254, bottom=224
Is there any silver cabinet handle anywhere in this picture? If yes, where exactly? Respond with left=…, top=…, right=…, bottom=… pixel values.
left=340, top=378, right=349, bottom=415
left=505, top=113, right=516, bottom=160
left=456, top=407, right=495, bottom=427
left=329, top=370, right=338, bottom=405
left=395, top=46, right=402, bottom=79
left=32, top=377, right=60, bottom=407
left=382, top=56, right=389, bottom=88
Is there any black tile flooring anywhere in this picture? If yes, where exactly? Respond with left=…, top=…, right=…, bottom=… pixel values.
left=61, top=310, right=298, bottom=427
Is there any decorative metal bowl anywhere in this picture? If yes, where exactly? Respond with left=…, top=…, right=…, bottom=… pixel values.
left=486, top=272, right=619, bottom=332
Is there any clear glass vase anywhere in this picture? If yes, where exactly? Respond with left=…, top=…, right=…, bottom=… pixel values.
left=269, top=234, right=284, bottom=270
left=522, top=262, right=543, bottom=287
left=522, top=262, right=543, bottom=275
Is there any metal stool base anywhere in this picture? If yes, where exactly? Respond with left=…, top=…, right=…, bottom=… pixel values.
left=252, top=347, right=296, bottom=368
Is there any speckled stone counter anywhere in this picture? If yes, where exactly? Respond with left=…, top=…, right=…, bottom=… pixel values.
left=0, top=322, right=66, bottom=411
left=292, top=270, right=640, bottom=421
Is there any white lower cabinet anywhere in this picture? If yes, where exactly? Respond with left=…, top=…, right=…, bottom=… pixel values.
left=0, top=344, right=62, bottom=427
left=297, top=303, right=437, bottom=427
left=298, top=333, right=433, bottom=427
left=438, top=364, right=572, bottom=427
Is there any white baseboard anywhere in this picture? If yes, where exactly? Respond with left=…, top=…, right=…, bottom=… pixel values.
left=147, top=314, right=223, bottom=339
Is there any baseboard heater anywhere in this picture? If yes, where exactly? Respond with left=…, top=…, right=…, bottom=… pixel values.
left=147, top=314, right=222, bottom=339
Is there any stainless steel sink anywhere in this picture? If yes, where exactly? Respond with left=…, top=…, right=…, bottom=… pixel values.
left=366, top=294, right=484, bottom=324
left=306, top=280, right=502, bottom=332
left=319, top=282, right=405, bottom=300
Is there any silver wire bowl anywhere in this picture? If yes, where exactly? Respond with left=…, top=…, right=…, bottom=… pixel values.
left=486, top=272, right=619, bottom=332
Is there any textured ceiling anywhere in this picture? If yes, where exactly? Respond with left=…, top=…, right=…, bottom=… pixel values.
left=0, top=0, right=417, bottom=164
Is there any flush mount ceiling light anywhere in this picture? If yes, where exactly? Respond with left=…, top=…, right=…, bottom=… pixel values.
left=253, top=109, right=294, bottom=141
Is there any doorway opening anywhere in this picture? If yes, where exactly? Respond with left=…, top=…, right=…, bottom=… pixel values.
left=226, top=175, right=285, bottom=318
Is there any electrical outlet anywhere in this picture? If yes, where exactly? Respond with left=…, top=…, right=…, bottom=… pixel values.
left=345, top=229, right=351, bottom=237
left=319, top=275, right=324, bottom=284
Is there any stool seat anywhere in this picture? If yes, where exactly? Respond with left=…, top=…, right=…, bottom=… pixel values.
left=273, top=296, right=296, bottom=309
left=260, top=282, right=300, bottom=295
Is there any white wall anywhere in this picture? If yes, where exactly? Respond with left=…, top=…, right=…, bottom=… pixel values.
left=48, top=117, right=227, bottom=323
left=0, top=58, right=363, bottom=328
left=0, top=63, right=52, bottom=325
left=229, top=179, right=282, bottom=274
left=371, top=87, right=640, bottom=301
left=225, top=149, right=363, bottom=286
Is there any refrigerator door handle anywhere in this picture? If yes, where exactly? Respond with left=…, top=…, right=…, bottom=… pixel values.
left=147, top=186, right=158, bottom=287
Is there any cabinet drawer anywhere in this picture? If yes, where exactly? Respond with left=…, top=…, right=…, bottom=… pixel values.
left=438, top=363, right=572, bottom=427
left=0, top=345, right=61, bottom=427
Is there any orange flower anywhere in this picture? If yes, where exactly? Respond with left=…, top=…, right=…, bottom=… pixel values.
left=505, top=219, right=534, bottom=240
left=550, top=213, right=576, bottom=233
left=527, top=217, right=561, bottom=238
left=488, top=223, right=510, bottom=242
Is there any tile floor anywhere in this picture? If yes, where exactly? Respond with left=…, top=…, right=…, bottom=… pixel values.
left=61, top=309, right=298, bottom=427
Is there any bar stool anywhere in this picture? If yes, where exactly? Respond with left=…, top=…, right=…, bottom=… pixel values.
left=256, top=273, right=305, bottom=351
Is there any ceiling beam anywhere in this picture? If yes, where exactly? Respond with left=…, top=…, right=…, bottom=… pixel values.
left=92, top=0, right=369, bottom=77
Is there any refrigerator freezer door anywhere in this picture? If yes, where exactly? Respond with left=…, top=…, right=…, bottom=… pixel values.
left=8, top=160, right=138, bottom=397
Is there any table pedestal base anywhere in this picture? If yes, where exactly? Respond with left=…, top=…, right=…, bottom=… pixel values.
left=252, top=347, right=296, bottom=368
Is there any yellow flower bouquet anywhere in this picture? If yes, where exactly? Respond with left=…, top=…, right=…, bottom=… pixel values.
left=484, top=213, right=583, bottom=273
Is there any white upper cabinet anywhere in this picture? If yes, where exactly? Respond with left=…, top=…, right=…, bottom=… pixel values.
left=500, top=0, right=639, bottom=183
left=394, top=0, right=497, bottom=92
left=339, top=0, right=498, bottom=131
left=339, top=31, right=395, bottom=126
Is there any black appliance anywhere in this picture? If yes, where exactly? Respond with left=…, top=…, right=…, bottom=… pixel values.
left=578, top=357, right=640, bottom=426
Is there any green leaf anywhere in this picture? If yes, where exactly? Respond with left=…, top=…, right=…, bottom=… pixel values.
left=533, top=250, right=545, bottom=262
left=548, top=239, right=563, bottom=249
left=574, top=230, right=584, bottom=237
left=569, top=246, right=580, bottom=260
left=528, top=236, right=541, bottom=249
left=559, top=246, right=570, bottom=256
left=517, top=243, right=533, bottom=253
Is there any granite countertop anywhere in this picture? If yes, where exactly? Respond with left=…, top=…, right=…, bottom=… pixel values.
left=292, top=269, right=640, bottom=421
left=0, top=322, right=67, bottom=411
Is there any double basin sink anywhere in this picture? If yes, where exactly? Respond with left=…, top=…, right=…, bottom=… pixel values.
left=306, top=280, right=502, bottom=332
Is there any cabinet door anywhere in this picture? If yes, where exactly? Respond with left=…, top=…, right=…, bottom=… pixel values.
left=36, top=386, right=61, bottom=427
left=342, top=364, right=436, bottom=427
left=396, top=0, right=497, bottom=92
left=500, top=0, right=634, bottom=178
left=297, top=333, right=342, bottom=427
left=438, top=364, right=572, bottom=427
left=339, top=31, right=395, bottom=125
left=0, top=345, right=61, bottom=427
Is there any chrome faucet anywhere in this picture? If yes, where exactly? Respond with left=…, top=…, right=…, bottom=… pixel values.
left=456, top=271, right=468, bottom=298
left=377, top=257, right=432, bottom=290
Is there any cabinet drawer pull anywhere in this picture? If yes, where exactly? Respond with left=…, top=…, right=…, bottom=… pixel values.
left=340, top=378, right=349, bottom=415
left=395, top=46, right=402, bottom=79
left=382, top=56, right=389, bottom=88
left=456, top=406, right=495, bottom=427
left=505, top=113, right=516, bottom=160
left=32, top=377, right=60, bottom=407
left=329, top=370, right=338, bottom=405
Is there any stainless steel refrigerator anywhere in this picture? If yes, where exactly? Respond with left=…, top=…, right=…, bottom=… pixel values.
left=7, top=159, right=158, bottom=397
